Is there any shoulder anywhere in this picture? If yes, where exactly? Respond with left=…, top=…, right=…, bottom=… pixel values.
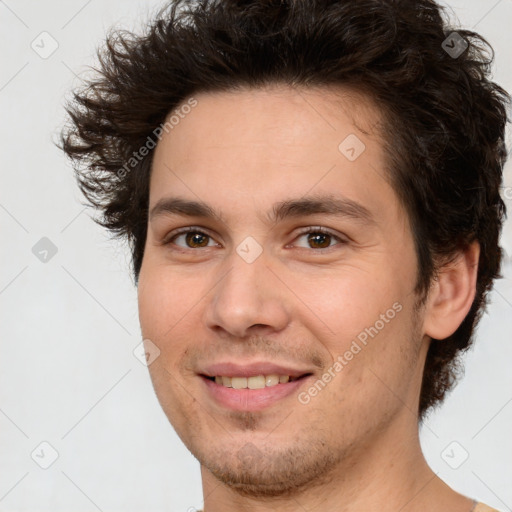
left=474, top=503, right=502, bottom=512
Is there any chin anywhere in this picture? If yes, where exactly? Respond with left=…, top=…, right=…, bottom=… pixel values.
left=196, top=438, right=342, bottom=499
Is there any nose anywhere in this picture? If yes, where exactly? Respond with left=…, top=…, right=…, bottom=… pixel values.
left=204, top=249, right=291, bottom=340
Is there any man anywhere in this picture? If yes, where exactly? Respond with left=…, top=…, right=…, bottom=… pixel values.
left=59, top=0, right=510, bottom=510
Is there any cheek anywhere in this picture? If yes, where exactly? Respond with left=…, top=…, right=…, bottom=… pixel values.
left=137, top=266, right=201, bottom=419
left=293, top=264, right=415, bottom=389
left=138, top=263, right=200, bottom=338
left=293, top=266, right=397, bottom=342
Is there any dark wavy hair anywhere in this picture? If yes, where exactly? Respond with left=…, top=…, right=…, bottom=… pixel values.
left=58, top=0, right=510, bottom=420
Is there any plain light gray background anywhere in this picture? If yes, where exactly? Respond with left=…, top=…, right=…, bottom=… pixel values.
left=1, top=1, right=511, bottom=511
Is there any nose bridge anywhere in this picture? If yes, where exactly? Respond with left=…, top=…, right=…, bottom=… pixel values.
left=205, top=245, right=289, bottom=337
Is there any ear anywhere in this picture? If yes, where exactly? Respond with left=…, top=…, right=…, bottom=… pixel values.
left=423, top=241, right=480, bottom=340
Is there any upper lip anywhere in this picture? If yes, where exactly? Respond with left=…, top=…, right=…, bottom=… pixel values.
left=200, top=362, right=314, bottom=378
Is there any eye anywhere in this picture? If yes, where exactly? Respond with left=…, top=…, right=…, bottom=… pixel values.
left=291, top=227, right=346, bottom=250
left=163, top=227, right=219, bottom=249
left=162, top=226, right=347, bottom=251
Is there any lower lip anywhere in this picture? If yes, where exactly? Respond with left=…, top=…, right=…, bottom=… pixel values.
left=201, top=376, right=311, bottom=412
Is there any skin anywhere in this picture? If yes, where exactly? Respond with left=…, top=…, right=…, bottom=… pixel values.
left=137, top=84, right=480, bottom=512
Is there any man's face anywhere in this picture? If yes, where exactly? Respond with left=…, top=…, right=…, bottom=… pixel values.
left=138, top=85, right=428, bottom=496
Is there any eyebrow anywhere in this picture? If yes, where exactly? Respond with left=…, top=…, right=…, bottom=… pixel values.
left=149, top=194, right=376, bottom=226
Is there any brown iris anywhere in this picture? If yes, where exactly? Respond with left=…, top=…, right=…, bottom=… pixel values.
left=307, top=232, right=331, bottom=249
left=186, top=232, right=210, bottom=248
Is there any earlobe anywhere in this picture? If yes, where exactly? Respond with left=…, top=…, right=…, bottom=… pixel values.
left=423, top=241, right=480, bottom=340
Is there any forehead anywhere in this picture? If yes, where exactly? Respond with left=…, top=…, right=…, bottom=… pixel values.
left=149, top=84, right=404, bottom=229
left=159, top=84, right=384, bottom=154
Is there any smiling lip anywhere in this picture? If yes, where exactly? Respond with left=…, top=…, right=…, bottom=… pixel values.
left=199, top=361, right=314, bottom=411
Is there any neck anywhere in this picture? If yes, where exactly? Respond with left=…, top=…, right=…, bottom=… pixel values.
left=199, top=410, right=472, bottom=512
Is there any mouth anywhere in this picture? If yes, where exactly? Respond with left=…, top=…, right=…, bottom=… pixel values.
left=199, top=371, right=314, bottom=411
left=201, top=373, right=312, bottom=389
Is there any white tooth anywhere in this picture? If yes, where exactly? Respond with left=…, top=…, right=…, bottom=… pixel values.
left=215, top=376, right=223, bottom=385
left=279, top=375, right=290, bottom=383
left=265, top=374, right=279, bottom=387
left=247, top=375, right=266, bottom=389
left=231, top=377, right=248, bottom=389
left=222, top=376, right=232, bottom=388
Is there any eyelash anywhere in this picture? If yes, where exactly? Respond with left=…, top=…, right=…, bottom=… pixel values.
left=162, top=226, right=347, bottom=252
